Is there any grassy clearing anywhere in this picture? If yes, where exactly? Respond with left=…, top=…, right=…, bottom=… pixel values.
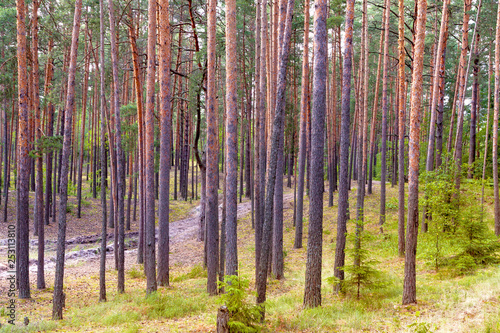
left=1, top=180, right=499, bottom=332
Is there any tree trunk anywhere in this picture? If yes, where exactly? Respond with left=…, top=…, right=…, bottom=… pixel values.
left=481, top=46, right=492, bottom=213
left=379, top=0, right=391, bottom=230
left=31, top=0, right=45, bottom=290
left=294, top=0, right=309, bottom=249
left=127, top=14, right=146, bottom=265
left=99, top=0, right=107, bottom=302
left=403, top=0, right=427, bottom=305
left=16, top=0, right=31, bottom=300
left=157, top=0, right=172, bottom=287
left=303, top=0, right=326, bottom=308
left=256, top=0, right=295, bottom=315
left=367, top=15, right=385, bottom=195
left=108, top=0, right=125, bottom=293
left=425, top=0, right=450, bottom=173
left=494, top=1, right=500, bottom=236
left=334, top=0, right=354, bottom=292
left=468, top=33, right=480, bottom=179
left=206, top=0, right=219, bottom=295
left=53, top=0, right=83, bottom=318
left=225, top=0, right=238, bottom=277
left=76, top=33, right=90, bottom=219
left=145, top=0, right=158, bottom=294
left=452, top=0, right=474, bottom=194
left=397, top=0, right=406, bottom=257
left=272, top=0, right=288, bottom=281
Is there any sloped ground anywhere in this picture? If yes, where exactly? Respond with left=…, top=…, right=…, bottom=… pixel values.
left=0, top=180, right=499, bottom=332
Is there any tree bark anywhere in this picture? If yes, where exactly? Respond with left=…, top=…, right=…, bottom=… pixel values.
left=334, top=0, right=354, bottom=292
left=294, top=0, right=309, bottom=249
left=157, top=0, right=172, bottom=287
left=397, top=0, right=406, bottom=257
left=16, top=0, right=31, bottom=300
left=99, top=0, right=107, bottom=302
left=145, top=0, right=158, bottom=294
left=494, top=1, right=500, bottom=236
left=304, top=0, right=327, bottom=308
left=206, top=0, right=219, bottom=295
left=225, top=0, right=238, bottom=277
left=403, top=0, right=427, bottom=306
left=108, top=0, right=125, bottom=293
left=468, top=33, right=480, bottom=179
left=256, top=0, right=295, bottom=314
left=53, top=0, right=83, bottom=318
left=379, top=0, right=391, bottom=230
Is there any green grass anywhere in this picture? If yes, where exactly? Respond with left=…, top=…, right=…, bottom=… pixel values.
left=4, top=178, right=500, bottom=332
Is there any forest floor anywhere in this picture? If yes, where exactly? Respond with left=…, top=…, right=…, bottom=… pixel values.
left=0, top=177, right=500, bottom=332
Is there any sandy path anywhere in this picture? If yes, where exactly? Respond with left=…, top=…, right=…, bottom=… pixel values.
left=0, top=192, right=295, bottom=285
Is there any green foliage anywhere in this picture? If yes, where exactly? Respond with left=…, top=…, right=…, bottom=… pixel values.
left=386, top=197, right=398, bottom=211
left=333, top=220, right=386, bottom=298
left=408, top=321, right=437, bottom=333
left=127, top=266, right=146, bottom=279
left=29, top=135, right=63, bottom=158
left=448, top=193, right=500, bottom=273
left=217, top=275, right=262, bottom=333
left=172, top=264, right=207, bottom=282
left=421, top=162, right=500, bottom=274
left=142, top=292, right=207, bottom=319
left=421, top=161, right=459, bottom=271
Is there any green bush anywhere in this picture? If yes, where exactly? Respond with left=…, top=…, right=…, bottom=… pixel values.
left=329, top=219, right=385, bottom=298
left=218, top=275, right=262, bottom=333
left=421, top=162, right=500, bottom=274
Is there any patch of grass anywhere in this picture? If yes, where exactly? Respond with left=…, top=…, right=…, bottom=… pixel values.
left=172, top=264, right=206, bottom=282
left=0, top=321, right=58, bottom=332
left=101, top=310, right=140, bottom=326
left=127, top=266, right=145, bottom=279
left=142, top=291, right=207, bottom=319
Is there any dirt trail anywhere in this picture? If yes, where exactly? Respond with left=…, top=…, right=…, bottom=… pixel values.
left=0, top=192, right=295, bottom=283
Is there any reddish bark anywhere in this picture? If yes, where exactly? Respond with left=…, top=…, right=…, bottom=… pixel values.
left=403, top=0, right=427, bottom=306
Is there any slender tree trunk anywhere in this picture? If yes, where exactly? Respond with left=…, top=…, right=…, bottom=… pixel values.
left=127, top=14, right=146, bottom=264
left=30, top=0, right=45, bottom=290
left=294, top=0, right=309, bottom=249
left=481, top=46, right=492, bottom=214
left=254, top=0, right=262, bottom=275
left=53, top=0, right=83, bottom=318
left=157, top=0, right=172, bottom=287
left=76, top=35, right=90, bottom=219
left=334, top=0, right=354, bottom=292
left=206, top=0, right=219, bottom=295
left=256, top=0, right=295, bottom=315
left=397, top=0, right=406, bottom=257
left=402, top=0, right=427, bottom=305
left=425, top=0, right=450, bottom=172
left=368, top=16, right=385, bottom=195
left=16, top=0, right=31, bottom=299
left=99, top=0, right=107, bottom=301
left=304, top=0, right=326, bottom=308
left=468, top=33, right=480, bottom=179
left=257, top=0, right=269, bottom=273
left=453, top=0, right=476, bottom=194
left=225, top=0, right=238, bottom=277
left=145, top=0, right=158, bottom=294
left=272, top=0, right=288, bottom=281
left=108, top=0, right=125, bottom=293
left=494, top=1, right=500, bottom=236
left=379, top=0, right=391, bottom=230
